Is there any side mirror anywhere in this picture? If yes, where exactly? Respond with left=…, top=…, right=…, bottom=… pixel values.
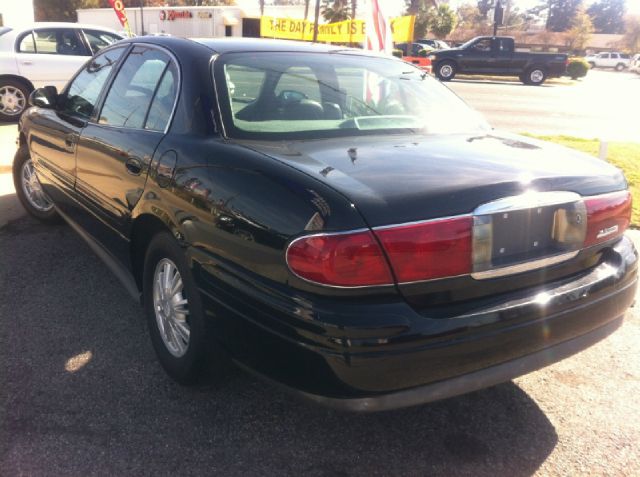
left=29, top=86, right=59, bottom=109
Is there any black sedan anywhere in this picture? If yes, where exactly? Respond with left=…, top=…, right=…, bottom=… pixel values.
left=14, top=37, right=637, bottom=412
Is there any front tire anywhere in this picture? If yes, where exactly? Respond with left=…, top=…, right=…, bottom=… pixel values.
left=12, top=145, right=60, bottom=223
left=0, top=79, right=31, bottom=121
left=143, top=232, right=214, bottom=385
left=435, top=60, right=457, bottom=81
left=523, top=67, right=546, bottom=86
left=615, top=63, right=625, bottom=71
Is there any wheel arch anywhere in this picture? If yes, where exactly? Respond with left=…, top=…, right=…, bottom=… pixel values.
left=0, top=74, right=35, bottom=93
left=130, top=213, right=180, bottom=291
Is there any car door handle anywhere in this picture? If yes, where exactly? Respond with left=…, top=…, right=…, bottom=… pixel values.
left=125, top=157, right=143, bottom=175
left=64, top=133, right=78, bottom=148
left=21, top=61, right=33, bottom=65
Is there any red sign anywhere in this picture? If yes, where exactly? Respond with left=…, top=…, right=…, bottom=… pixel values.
left=107, top=0, right=130, bottom=30
left=160, top=10, right=193, bottom=21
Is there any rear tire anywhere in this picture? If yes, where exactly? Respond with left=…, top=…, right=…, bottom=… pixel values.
left=0, top=79, right=31, bottom=122
left=12, top=145, right=61, bottom=224
left=523, top=67, right=546, bottom=86
left=588, top=62, right=596, bottom=69
left=435, top=60, right=457, bottom=81
left=143, top=232, right=218, bottom=385
left=615, top=63, right=625, bottom=71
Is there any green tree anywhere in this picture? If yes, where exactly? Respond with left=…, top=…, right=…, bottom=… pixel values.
left=429, top=4, right=457, bottom=39
left=621, top=15, right=640, bottom=52
left=477, top=0, right=494, bottom=20
left=546, top=0, right=584, bottom=32
left=566, top=6, right=594, bottom=51
left=587, top=0, right=626, bottom=34
left=321, top=0, right=351, bottom=23
left=34, top=0, right=83, bottom=21
left=457, top=3, right=485, bottom=29
left=405, top=0, right=437, bottom=39
left=527, top=0, right=584, bottom=32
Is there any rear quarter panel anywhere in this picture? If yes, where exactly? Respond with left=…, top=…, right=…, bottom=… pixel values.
left=134, top=136, right=374, bottom=296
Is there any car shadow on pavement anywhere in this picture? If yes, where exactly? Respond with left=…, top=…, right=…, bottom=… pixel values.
left=0, top=215, right=558, bottom=476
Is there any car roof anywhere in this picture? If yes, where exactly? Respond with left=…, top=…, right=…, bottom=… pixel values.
left=189, top=37, right=382, bottom=56
left=5, top=23, right=121, bottom=34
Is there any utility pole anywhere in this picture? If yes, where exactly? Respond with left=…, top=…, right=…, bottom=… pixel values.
left=493, top=0, right=503, bottom=36
left=140, top=0, right=145, bottom=36
left=312, top=0, right=320, bottom=42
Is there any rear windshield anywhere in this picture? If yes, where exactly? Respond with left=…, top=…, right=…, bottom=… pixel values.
left=214, top=51, right=488, bottom=140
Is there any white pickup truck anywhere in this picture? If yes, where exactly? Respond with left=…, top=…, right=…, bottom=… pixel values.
left=0, top=23, right=123, bottom=121
left=585, top=52, right=632, bottom=71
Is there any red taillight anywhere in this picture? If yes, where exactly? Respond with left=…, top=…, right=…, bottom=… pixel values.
left=584, top=190, right=632, bottom=247
left=374, top=216, right=473, bottom=282
left=286, top=230, right=394, bottom=287
left=286, top=191, right=630, bottom=288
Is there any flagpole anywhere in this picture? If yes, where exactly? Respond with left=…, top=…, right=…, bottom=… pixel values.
left=312, top=0, right=320, bottom=42
left=139, top=0, right=145, bottom=36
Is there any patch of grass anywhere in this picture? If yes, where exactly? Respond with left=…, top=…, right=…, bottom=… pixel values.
left=526, top=135, right=640, bottom=227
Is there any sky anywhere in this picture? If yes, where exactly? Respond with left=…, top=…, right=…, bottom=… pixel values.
left=446, top=0, right=640, bottom=16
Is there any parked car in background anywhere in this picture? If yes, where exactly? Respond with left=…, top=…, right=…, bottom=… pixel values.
left=430, top=36, right=568, bottom=85
left=629, top=53, right=640, bottom=74
left=585, top=52, right=631, bottom=71
left=15, top=37, right=636, bottom=411
left=395, top=42, right=432, bottom=57
left=0, top=23, right=124, bottom=121
left=416, top=38, right=450, bottom=50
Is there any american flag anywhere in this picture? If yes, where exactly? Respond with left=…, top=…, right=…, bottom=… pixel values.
left=364, top=0, right=393, bottom=54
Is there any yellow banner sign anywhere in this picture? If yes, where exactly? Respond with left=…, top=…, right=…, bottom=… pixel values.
left=260, top=16, right=415, bottom=44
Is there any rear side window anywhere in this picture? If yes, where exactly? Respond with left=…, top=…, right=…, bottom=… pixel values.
left=62, top=46, right=126, bottom=118
left=99, top=46, right=171, bottom=129
left=17, top=31, right=35, bottom=53
left=83, top=29, right=122, bottom=54
left=31, top=29, right=89, bottom=56
left=145, top=62, right=178, bottom=131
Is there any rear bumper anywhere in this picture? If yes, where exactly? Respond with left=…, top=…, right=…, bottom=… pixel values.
left=197, top=235, right=637, bottom=411
left=288, top=314, right=625, bottom=412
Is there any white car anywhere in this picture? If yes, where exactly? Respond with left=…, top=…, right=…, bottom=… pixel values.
left=0, top=23, right=124, bottom=121
left=585, top=52, right=631, bottom=71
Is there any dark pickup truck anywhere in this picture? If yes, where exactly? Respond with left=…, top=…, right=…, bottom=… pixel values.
left=430, top=36, right=568, bottom=85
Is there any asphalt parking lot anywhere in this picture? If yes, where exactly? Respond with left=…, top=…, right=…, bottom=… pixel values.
left=1, top=213, right=639, bottom=475
left=1, top=71, right=639, bottom=475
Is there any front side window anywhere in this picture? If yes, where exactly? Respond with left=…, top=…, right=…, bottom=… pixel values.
left=32, top=29, right=89, bottom=56
left=216, top=52, right=488, bottom=140
left=472, top=39, right=492, bottom=52
left=83, top=29, right=123, bottom=54
left=62, top=46, right=125, bottom=118
left=99, top=46, right=171, bottom=128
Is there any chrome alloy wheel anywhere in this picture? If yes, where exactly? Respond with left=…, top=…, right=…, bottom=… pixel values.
left=530, top=69, right=544, bottom=84
left=440, top=64, right=453, bottom=78
left=0, top=85, right=26, bottom=116
left=21, top=159, right=53, bottom=212
left=153, top=258, right=191, bottom=357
